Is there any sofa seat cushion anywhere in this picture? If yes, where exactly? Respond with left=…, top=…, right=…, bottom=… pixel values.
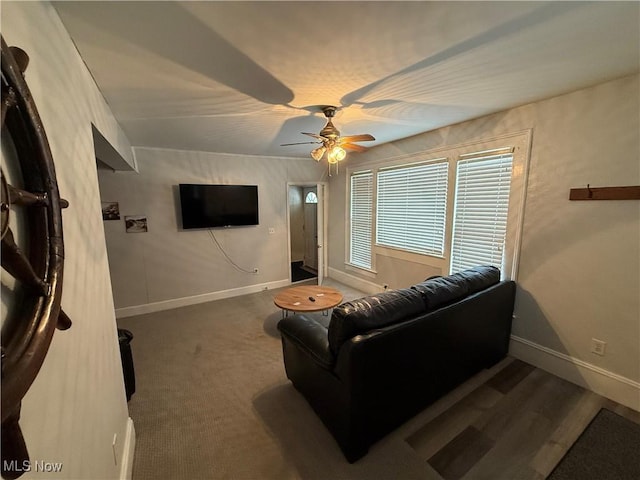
left=328, top=289, right=426, bottom=355
left=411, top=265, right=500, bottom=310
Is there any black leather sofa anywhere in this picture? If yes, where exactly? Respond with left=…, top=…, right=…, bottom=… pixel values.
left=277, top=266, right=516, bottom=462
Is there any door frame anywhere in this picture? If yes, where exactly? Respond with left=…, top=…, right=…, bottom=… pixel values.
left=286, top=182, right=328, bottom=284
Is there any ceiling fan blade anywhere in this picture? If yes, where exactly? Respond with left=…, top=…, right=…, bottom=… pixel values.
left=341, top=143, right=368, bottom=152
left=340, top=134, right=375, bottom=143
left=302, top=132, right=326, bottom=141
left=280, top=141, right=322, bottom=146
left=310, top=146, right=326, bottom=161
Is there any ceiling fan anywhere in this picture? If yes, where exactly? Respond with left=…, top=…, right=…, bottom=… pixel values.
left=281, top=106, right=375, bottom=174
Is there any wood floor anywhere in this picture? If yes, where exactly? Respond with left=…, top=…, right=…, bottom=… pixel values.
left=405, top=358, right=640, bottom=480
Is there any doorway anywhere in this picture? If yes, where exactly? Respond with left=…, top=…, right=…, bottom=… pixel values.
left=287, top=183, right=326, bottom=284
left=302, top=187, right=318, bottom=272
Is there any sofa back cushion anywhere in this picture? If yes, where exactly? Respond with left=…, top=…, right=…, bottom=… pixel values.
left=411, top=265, right=500, bottom=310
left=328, top=289, right=426, bottom=355
left=456, top=265, right=501, bottom=294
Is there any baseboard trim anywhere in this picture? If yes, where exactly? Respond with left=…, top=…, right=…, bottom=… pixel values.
left=509, top=335, right=640, bottom=412
left=120, top=417, right=135, bottom=480
left=327, top=267, right=383, bottom=294
left=115, top=280, right=290, bottom=318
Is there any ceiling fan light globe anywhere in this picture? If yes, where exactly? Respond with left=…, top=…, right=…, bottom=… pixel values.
left=310, top=146, right=325, bottom=161
left=328, top=146, right=345, bottom=164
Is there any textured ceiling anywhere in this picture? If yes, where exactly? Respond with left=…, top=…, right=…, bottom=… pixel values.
left=53, top=1, right=639, bottom=159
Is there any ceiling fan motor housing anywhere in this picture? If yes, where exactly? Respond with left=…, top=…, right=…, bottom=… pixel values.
left=320, top=106, right=340, bottom=138
left=320, top=120, right=339, bottom=139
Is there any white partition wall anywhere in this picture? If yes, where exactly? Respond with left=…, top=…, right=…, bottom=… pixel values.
left=2, top=2, right=136, bottom=478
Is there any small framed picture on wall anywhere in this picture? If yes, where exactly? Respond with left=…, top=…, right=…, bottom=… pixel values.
left=101, top=201, right=120, bottom=220
left=125, top=215, right=148, bottom=233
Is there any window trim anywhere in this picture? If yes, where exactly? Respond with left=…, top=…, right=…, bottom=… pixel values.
left=345, top=129, right=531, bottom=281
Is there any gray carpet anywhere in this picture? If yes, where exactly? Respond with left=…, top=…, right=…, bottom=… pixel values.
left=117, top=279, right=436, bottom=480
left=548, top=408, right=640, bottom=480
left=118, top=280, right=639, bottom=480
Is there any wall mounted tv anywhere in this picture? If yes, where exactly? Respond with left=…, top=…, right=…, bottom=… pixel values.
left=179, top=184, right=259, bottom=229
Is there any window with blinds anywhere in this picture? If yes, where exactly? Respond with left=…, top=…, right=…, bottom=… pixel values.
left=349, top=171, right=373, bottom=269
left=450, top=152, right=513, bottom=274
left=376, top=161, right=448, bottom=256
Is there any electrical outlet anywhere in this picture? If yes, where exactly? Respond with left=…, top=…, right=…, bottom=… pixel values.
left=268, top=227, right=275, bottom=234
left=591, top=338, right=606, bottom=356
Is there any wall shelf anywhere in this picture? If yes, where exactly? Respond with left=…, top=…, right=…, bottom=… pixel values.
left=569, top=185, right=640, bottom=201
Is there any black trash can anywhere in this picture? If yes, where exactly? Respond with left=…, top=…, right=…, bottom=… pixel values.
left=117, top=328, right=136, bottom=401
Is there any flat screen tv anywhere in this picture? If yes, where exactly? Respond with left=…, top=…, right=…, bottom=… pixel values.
left=179, top=184, right=259, bottom=229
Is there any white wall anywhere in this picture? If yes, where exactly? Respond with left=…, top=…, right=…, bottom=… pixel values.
left=98, top=148, right=326, bottom=314
left=328, top=74, right=640, bottom=409
left=2, top=1, right=135, bottom=479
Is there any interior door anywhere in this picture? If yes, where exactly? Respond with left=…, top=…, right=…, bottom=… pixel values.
left=316, top=184, right=325, bottom=285
left=303, top=187, right=318, bottom=271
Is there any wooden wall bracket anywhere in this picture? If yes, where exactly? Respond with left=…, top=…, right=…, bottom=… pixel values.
left=569, top=185, right=640, bottom=201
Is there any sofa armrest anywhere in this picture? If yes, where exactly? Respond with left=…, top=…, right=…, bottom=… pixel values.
left=278, top=314, right=334, bottom=369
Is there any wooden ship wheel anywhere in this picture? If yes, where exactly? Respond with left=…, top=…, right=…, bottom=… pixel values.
left=1, top=36, right=71, bottom=479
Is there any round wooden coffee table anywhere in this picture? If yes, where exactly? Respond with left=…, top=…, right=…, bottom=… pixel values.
left=274, top=285, right=343, bottom=317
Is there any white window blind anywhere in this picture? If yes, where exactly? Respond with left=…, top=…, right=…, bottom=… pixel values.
left=450, top=152, right=513, bottom=274
left=350, top=171, right=373, bottom=269
left=376, top=161, right=448, bottom=256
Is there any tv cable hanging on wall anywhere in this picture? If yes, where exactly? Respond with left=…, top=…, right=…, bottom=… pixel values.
left=208, top=229, right=258, bottom=274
